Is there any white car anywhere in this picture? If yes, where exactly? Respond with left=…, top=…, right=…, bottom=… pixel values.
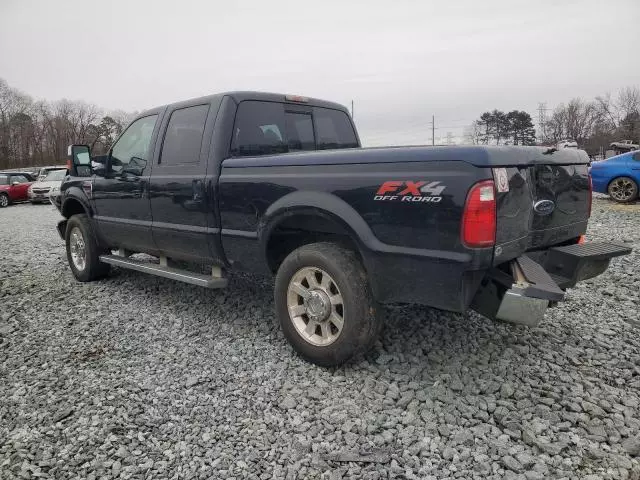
left=557, top=139, right=578, bottom=149
left=36, top=165, right=67, bottom=182
left=28, top=169, right=68, bottom=204
left=610, top=139, right=639, bottom=152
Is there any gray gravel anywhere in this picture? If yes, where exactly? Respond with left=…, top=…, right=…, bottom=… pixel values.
left=1, top=197, right=639, bottom=480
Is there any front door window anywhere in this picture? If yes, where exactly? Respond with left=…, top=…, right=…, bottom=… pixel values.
left=111, top=115, right=158, bottom=175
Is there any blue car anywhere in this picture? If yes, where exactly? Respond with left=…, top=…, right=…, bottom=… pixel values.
left=590, top=151, right=640, bottom=203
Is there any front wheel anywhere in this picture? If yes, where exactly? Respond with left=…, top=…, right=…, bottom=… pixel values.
left=608, top=176, right=638, bottom=203
left=65, top=214, right=110, bottom=282
left=274, top=242, right=382, bottom=367
left=0, top=193, right=9, bottom=208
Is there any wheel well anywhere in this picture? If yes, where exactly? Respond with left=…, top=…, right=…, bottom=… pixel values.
left=62, top=198, right=87, bottom=218
left=265, top=213, right=364, bottom=273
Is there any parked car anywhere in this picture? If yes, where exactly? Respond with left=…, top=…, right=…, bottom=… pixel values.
left=36, top=165, right=67, bottom=182
left=610, top=139, right=639, bottom=153
left=55, top=91, right=631, bottom=366
left=590, top=151, right=640, bottom=203
left=0, top=172, right=35, bottom=208
left=29, top=168, right=68, bottom=204
left=557, top=139, right=578, bottom=149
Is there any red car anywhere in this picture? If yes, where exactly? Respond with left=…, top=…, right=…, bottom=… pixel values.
left=0, top=172, right=35, bottom=208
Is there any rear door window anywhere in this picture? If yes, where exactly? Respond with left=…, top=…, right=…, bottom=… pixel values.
left=0, top=175, right=8, bottom=185
left=160, top=104, right=209, bottom=165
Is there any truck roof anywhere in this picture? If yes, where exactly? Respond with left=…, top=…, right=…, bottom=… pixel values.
left=140, top=91, right=350, bottom=117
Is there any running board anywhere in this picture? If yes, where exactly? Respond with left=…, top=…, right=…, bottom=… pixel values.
left=99, top=255, right=228, bottom=289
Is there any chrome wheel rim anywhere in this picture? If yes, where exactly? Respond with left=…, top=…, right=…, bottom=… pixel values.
left=610, top=178, right=636, bottom=201
left=69, top=227, right=87, bottom=271
left=0, top=195, right=7, bottom=207
left=287, top=267, right=345, bottom=346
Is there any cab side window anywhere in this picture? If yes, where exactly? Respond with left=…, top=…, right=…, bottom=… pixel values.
left=111, top=115, right=158, bottom=175
left=12, top=175, right=29, bottom=184
left=160, top=105, right=209, bottom=165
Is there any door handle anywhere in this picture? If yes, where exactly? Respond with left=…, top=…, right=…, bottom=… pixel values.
left=192, top=180, right=204, bottom=201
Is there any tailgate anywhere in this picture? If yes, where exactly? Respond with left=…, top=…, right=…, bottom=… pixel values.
left=493, top=162, right=590, bottom=264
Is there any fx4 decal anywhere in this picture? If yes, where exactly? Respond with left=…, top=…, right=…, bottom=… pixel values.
left=374, top=180, right=446, bottom=203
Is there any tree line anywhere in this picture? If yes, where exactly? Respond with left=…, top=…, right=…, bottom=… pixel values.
left=2, top=77, right=639, bottom=170
left=467, top=86, right=640, bottom=154
left=0, top=78, right=135, bottom=170
left=467, top=110, right=537, bottom=145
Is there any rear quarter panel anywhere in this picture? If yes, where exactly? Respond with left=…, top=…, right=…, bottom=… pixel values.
left=218, top=157, right=493, bottom=310
left=219, top=159, right=489, bottom=259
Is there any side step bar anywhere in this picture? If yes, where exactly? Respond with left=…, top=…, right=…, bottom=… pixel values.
left=99, top=254, right=228, bottom=289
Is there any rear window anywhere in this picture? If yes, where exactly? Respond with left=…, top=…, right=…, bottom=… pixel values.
left=231, top=102, right=287, bottom=157
left=313, top=107, right=358, bottom=150
left=285, top=112, right=315, bottom=151
left=230, top=101, right=357, bottom=157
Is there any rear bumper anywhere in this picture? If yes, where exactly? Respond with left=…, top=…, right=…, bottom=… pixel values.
left=472, top=241, right=631, bottom=326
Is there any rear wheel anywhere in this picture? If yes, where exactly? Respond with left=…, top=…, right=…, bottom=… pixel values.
left=608, top=177, right=638, bottom=203
left=274, top=242, right=381, bottom=367
left=65, top=214, right=110, bottom=282
left=0, top=193, right=9, bottom=208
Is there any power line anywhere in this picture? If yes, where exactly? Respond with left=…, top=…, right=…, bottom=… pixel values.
left=446, top=132, right=454, bottom=145
left=432, top=115, right=435, bottom=146
left=537, top=102, right=548, bottom=142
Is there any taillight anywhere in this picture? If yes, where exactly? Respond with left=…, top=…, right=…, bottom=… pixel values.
left=461, top=180, right=496, bottom=248
left=587, top=173, right=593, bottom=217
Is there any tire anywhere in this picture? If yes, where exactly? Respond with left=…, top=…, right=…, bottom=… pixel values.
left=65, top=214, right=110, bottom=282
left=0, top=193, right=9, bottom=208
left=274, top=242, right=381, bottom=367
left=608, top=176, right=638, bottom=203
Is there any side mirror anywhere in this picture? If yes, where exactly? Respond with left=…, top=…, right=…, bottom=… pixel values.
left=12, top=181, right=19, bottom=186
left=67, top=144, right=92, bottom=177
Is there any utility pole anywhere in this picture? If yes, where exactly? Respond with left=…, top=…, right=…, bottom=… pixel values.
left=537, top=102, right=548, bottom=144
left=432, top=115, right=435, bottom=146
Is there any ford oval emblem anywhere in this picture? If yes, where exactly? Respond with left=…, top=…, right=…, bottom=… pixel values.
left=533, top=199, right=555, bottom=215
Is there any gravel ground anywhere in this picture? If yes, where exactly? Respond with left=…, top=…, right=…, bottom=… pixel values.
left=1, top=197, right=639, bottom=480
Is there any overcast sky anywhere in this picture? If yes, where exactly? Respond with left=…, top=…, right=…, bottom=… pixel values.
left=1, top=0, right=638, bottom=146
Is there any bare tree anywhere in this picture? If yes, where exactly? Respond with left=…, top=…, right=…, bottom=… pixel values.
left=545, top=98, right=601, bottom=145
left=464, top=122, right=484, bottom=145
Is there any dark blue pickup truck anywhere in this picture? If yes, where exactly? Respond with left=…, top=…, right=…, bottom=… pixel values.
left=56, top=91, right=630, bottom=366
